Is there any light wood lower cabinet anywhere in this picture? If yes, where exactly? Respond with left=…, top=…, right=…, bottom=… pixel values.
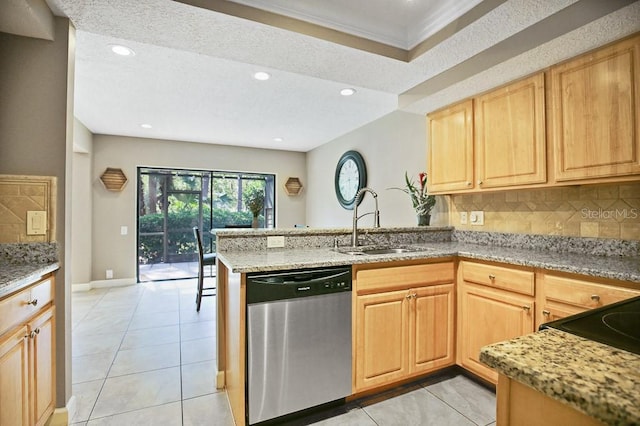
left=537, top=272, right=640, bottom=329
left=457, top=261, right=535, bottom=384
left=0, top=274, right=56, bottom=426
left=354, top=262, right=455, bottom=393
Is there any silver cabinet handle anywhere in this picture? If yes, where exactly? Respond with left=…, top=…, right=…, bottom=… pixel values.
left=478, top=180, right=483, bottom=185
left=406, top=294, right=412, bottom=299
left=466, top=181, right=472, bottom=186
left=488, top=274, right=496, bottom=280
left=26, top=299, right=38, bottom=307
left=591, top=294, right=600, bottom=302
left=542, top=310, right=551, bottom=316
left=522, top=305, right=531, bottom=312
left=29, top=328, right=40, bottom=339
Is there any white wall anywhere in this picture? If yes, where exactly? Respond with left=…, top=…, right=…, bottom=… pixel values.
left=306, top=110, right=447, bottom=228
left=71, top=118, right=93, bottom=284
left=92, top=135, right=306, bottom=282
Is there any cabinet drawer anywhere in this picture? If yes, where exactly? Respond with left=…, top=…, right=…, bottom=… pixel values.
left=461, top=261, right=534, bottom=296
left=0, top=277, right=54, bottom=337
left=542, top=274, right=640, bottom=309
left=357, top=263, right=454, bottom=294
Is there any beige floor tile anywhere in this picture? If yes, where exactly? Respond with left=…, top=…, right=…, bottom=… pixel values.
left=87, top=401, right=182, bottom=426
left=183, top=393, right=234, bottom=426
left=108, top=342, right=180, bottom=377
left=72, top=352, right=116, bottom=384
left=90, top=367, right=181, bottom=419
left=181, top=336, right=216, bottom=365
left=128, top=310, right=180, bottom=330
left=181, top=360, right=218, bottom=399
left=424, top=375, right=496, bottom=425
left=120, top=325, right=180, bottom=350
left=72, top=331, right=124, bottom=357
left=71, top=379, right=104, bottom=423
left=73, top=315, right=132, bottom=336
left=135, top=298, right=180, bottom=314
left=180, top=320, right=216, bottom=341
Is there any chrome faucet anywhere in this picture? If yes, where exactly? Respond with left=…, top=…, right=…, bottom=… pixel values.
left=351, top=188, right=380, bottom=247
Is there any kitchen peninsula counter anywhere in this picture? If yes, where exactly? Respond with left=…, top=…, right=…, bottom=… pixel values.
left=480, top=329, right=640, bottom=425
left=216, top=241, right=640, bottom=285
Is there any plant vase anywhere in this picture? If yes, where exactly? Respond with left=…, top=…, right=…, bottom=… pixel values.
left=252, top=215, right=259, bottom=229
left=417, top=213, right=431, bottom=226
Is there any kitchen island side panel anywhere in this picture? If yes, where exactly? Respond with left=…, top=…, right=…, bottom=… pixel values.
left=223, top=262, right=246, bottom=426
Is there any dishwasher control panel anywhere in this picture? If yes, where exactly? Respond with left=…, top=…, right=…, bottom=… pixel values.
left=247, top=266, right=352, bottom=303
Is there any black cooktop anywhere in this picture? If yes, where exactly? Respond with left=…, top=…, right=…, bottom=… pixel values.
left=540, top=295, right=640, bottom=355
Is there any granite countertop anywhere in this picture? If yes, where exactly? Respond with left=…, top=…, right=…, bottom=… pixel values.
left=0, top=262, right=60, bottom=299
left=216, top=241, right=640, bottom=284
left=480, top=329, right=640, bottom=425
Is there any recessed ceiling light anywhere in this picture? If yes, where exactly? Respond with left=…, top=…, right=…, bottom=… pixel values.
left=340, top=88, right=356, bottom=96
left=273, top=137, right=283, bottom=142
left=140, top=123, right=152, bottom=129
left=110, top=44, right=135, bottom=56
left=253, top=71, right=271, bottom=81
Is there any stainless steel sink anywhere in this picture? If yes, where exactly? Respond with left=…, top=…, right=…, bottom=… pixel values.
left=360, top=247, right=413, bottom=255
left=334, top=245, right=433, bottom=256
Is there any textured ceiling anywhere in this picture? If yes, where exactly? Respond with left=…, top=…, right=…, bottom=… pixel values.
left=39, top=0, right=640, bottom=152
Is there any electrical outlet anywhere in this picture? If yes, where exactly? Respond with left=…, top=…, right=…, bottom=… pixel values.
left=460, top=212, right=468, bottom=225
left=470, top=211, right=484, bottom=226
left=121, top=226, right=128, bottom=235
left=106, top=269, right=113, bottom=279
left=267, top=236, right=285, bottom=248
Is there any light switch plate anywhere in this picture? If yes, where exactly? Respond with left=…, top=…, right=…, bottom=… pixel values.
left=26, top=211, right=47, bottom=235
left=460, top=212, right=468, bottom=225
left=470, top=211, right=484, bottom=226
left=267, top=236, right=285, bottom=248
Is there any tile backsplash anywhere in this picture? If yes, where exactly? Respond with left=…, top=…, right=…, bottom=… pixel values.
left=450, top=182, right=640, bottom=241
left=0, top=175, right=56, bottom=243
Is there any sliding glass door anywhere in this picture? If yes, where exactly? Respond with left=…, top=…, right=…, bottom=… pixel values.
left=137, top=167, right=275, bottom=282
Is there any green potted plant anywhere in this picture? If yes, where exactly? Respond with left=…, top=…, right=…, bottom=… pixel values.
left=244, top=188, right=265, bottom=228
left=391, top=172, right=436, bottom=226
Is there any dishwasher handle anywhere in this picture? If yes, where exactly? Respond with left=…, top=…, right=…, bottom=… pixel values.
left=250, top=270, right=350, bottom=286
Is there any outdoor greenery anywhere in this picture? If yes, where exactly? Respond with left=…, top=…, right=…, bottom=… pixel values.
left=137, top=169, right=268, bottom=265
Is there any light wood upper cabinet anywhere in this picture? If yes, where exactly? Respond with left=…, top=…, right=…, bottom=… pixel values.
left=475, top=73, right=546, bottom=188
left=427, top=100, right=474, bottom=193
left=551, top=34, right=640, bottom=181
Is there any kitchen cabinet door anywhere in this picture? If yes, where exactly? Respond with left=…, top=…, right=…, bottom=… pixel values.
left=475, top=73, right=546, bottom=188
left=29, top=307, right=55, bottom=426
left=0, top=325, right=30, bottom=426
left=551, top=34, right=640, bottom=182
left=427, top=100, right=474, bottom=193
left=458, top=282, right=534, bottom=384
left=355, top=290, right=409, bottom=391
left=410, top=284, right=455, bottom=374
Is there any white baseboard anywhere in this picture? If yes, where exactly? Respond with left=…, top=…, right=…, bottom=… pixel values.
left=72, top=278, right=136, bottom=292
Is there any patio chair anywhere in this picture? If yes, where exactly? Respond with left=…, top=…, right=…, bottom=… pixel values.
left=193, top=226, right=216, bottom=311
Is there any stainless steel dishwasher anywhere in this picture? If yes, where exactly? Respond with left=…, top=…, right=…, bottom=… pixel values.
left=246, top=266, right=352, bottom=425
